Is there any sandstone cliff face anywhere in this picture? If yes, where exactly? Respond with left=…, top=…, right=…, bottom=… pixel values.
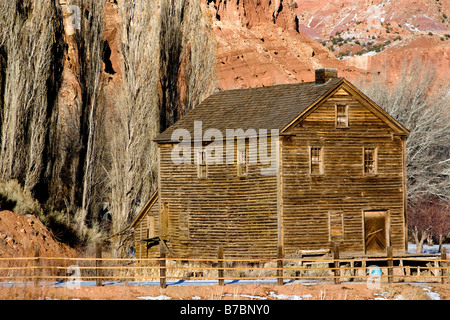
left=295, top=0, right=448, bottom=39
left=293, top=0, right=449, bottom=83
left=210, top=0, right=364, bottom=89
left=60, top=0, right=448, bottom=93
left=214, top=0, right=297, bottom=30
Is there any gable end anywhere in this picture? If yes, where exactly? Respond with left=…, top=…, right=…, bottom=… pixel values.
left=281, top=79, right=409, bottom=136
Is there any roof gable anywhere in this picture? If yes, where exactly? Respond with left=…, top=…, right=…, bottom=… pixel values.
left=281, top=79, right=409, bottom=135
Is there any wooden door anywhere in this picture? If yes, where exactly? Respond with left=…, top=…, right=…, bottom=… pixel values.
left=364, top=211, right=387, bottom=254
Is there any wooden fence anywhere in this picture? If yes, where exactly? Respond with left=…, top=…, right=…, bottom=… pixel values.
left=0, top=244, right=449, bottom=288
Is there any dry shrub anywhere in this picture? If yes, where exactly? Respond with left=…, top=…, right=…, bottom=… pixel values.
left=0, top=180, right=42, bottom=217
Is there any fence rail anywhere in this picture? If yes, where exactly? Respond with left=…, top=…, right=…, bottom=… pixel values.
left=0, top=245, right=448, bottom=288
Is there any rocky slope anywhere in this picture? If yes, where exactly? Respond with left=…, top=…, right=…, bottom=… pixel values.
left=295, top=0, right=448, bottom=39
left=0, top=210, right=78, bottom=258
left=294, top=0, right=449, bottom=82
left=210, top=0, right=365, bottom=89
left=211, top=0, right=449, bottom=88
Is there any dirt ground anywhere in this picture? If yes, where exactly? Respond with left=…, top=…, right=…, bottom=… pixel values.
left=0, top=281, right=448, bottom=300
left=0, top=210, right=78, bottom=258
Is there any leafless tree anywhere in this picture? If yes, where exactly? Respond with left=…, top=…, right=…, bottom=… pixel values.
left=358, top=60, right=450, bottom=252
left=180, top=0, right=218, bottom=116
left=61, top=0, right=106, bottom=233
left=429, top=198, right=450, bottom=251
left=105, top=0, right=160, bottom=253
left=359, top=59, right=450, bottom=203
left=408, top=200, right=433, bottom=253
left=0, top=1, right=64, bottom=200
left=159, top=0, right=217, bottom=131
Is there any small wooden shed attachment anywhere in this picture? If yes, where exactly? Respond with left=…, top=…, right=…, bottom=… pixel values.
left=133, top=68, right=410, bottom=259
left=129, top=190, right=161, bottom=258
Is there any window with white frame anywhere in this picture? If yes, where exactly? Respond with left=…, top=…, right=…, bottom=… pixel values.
left=237, top=148, right=248, bottom=177
left=336, top=104, right=349, bottom=128
left=310, top=146, right=324, bottom=175
left=197, top=150, right=207, bottom=178
left=364, top=147, right=377, bottom=175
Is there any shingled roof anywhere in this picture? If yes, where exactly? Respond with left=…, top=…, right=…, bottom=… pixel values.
left=154, top=77, right=345, bottom=142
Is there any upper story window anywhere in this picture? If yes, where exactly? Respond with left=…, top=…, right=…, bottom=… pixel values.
left=364, top=147, right=378, bottom=175
left=310, top=146, right=324, bottom=175
left=237, top=148, right=248, bottom=177
left=336, top=104, right=348, bottom=128
left=197, top=150, right=207, bottom=178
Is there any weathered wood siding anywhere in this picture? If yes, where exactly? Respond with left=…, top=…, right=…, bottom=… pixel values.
left=281, top=87, right=407, bottom=256
left=159, top=138, right=279, bottom=258
left=134, top=199, right=160, bottom=258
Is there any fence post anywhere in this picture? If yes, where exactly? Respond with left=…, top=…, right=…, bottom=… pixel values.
left=34, top=245, right=40, bottom=286
left=95, top=243, right=102, bottom=287
left=218, top=246, right=224, bottom=286
left=160, top=242, right=167, bottom=289
left=441, top=248, right=447, bottom=284
left=387, top=246, right=393, bottom=284
left=277, top=246, right=283, bottom=286
left=332, top=244, right=340, bottom=284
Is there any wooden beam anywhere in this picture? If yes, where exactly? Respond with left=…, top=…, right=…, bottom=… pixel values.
left=96, top=243, right=102, bottom=287
left=333, top=244, right=340, bottom=284
left=277, top=246, right=283, bottom=286
left=441, top=248, right=447, bottom=284
left=34, top=246, right=40, bottom=286
left=387, top=246, right=393, bottom=283
left=218, top=246, right=224, bottom=286
left=160, top=243, right=167, bottom=289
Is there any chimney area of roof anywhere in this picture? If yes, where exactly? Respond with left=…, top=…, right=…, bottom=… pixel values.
left=315, top=68, right=338, bottom=84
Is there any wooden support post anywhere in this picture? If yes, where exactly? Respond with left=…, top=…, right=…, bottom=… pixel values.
left=160, top=242, right=167, bottom=289
left=361, top=260, right=366, bottom=279
left=441, top=248, right=447, bottom=284
left=387, top=246, right=393, bottom=284
left=218, top=246, right=224, bottom=286
left=332, top=244, right=340, bottom=284
left=350, top=260, right=355, bottom=282
left=399, top=259, right=405, bottom=277
left=95, top=243, right=102, bottom=287
left=34, top=245, right=40, bottom=286
left=277, top=246, right=283, bottom=286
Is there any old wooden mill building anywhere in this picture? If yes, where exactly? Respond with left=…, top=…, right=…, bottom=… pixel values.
left=130, top=68, right=410, bottom=260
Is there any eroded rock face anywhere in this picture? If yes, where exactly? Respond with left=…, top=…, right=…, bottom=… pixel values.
left=213, top=0, right=297, bottom=30
left=294, top=0, right=448, bottom=38
left=214, top=22, right=363, bottom=89
left=347, top=35, right=450, bottom=85
left=58, top=0, right=447, bottom=95
left=292, top=0, right=449, bottom=84
left=211, top=0, right=365, bottom=89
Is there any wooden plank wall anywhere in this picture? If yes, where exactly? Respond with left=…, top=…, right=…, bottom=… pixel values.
left=134, top=199, right=160, bottom=259
left=281, top=88, right=406, bottom=256
left=159, top=137, right=279, bottom=259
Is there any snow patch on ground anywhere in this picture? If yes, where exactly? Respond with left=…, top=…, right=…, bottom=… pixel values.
left=223, top=293, right=267, bottom=300
left=408, top=243, right=450, bottom=254
left=137, top=295, right=172, bottom=300
left=268, top=291, right=313, bottom=300
left=422, top=287, right=441, bottom=300
left=405, top=23, right=420, bottom=32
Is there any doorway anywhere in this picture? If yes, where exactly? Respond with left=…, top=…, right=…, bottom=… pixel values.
left=364, top=211, right=388, bottom=254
